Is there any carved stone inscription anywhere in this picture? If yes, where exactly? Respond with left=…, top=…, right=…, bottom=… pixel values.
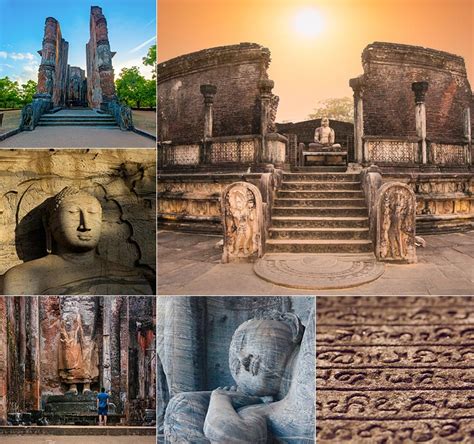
left=376, top=182, right=416, bottom=263
left=222, top=182, right=263, bottom=263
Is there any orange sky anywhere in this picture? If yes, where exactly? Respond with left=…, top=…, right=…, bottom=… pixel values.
left=158, top=0, right=473, bottom=122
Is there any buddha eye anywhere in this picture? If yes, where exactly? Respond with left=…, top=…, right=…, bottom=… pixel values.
left=87, top=210, right=99, bottom=214
left=68, top=209, right=79, bottom=214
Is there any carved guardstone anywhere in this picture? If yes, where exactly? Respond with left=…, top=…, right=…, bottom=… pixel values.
left=375, top=182, right=417, bottom=263
left=222, top=182, right=263, bottom=263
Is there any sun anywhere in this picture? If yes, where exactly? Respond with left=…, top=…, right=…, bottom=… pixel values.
left=292, top=7, right=325, bottom=38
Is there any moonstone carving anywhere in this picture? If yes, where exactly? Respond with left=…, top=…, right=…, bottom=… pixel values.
left=222, top=182, right=263, bottom=263
left=164, top=309, right=315, bottom=443
left=376, top=182, right=417, bottom=263
left=2, top=186, right=153, bottom=295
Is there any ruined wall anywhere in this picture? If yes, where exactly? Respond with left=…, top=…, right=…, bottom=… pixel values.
left=0, top=149, right=156, bottom=277
left=86, top=6, right=116, bottom=109
left=66, top=66, right=87, bottom=106
left=37, top=17, right=69, bottom=107
left=158, top=43, right=271, bottom=144
left=358, top=42, right=472, bottom=141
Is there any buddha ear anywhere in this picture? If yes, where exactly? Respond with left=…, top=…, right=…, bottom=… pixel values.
left=281, top=312, right=305, bottom=344
left=42, top=214, right=52, bottom=254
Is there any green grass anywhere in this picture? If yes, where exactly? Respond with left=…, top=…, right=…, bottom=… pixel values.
left=0, top=109, right=21, bottom=134
left=133, top=110, right=156, bottom=135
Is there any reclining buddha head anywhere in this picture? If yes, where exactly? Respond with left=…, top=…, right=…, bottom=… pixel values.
left=229, top=311, right=304, bottom=397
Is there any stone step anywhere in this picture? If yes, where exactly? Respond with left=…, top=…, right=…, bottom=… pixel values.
left=269, top=227, right=370, bottom=240
left=271, top=216, right=369, bottom=228
left=281, top=181, right=361, bottom=191
left=41, top=115, right=115, bottom=120
left=265, top=239, right=373, bottom=254
left=291, top=166, right=347, bottom=173
left=0, top=425, right=155, bottom=436
left=37, top=122, right=118, bottom=127
left=273, top=206, right=368, bottom=217
left=282, top=173, right=359, bottom=182
left=274, top=198, right=366, bottom=208
left=277, top=190, right=364, bottom=199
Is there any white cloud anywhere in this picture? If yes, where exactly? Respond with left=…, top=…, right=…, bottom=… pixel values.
left=9, top=52, right=36, bottom=61
left=0, top=51, right=7, bottom=58
left=129, top=36, right=156, bottom=54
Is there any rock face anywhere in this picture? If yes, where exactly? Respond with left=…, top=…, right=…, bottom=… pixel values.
left=0, top=296, right=155, bottom=425
left=157, top=296, right=315, bottom=441
left=86, top=6, right=116, bottom=110
left=158, top=43, right=275, bottom=144
left=0, top=149, right=156, bottom=294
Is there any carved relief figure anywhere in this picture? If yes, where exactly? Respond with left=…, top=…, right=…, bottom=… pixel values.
left=222, top=182, right=263, bottom=262
left=2, top=186, right=153, bottom=295
left=59, top=313, right=98, bottom=394
left=376, top=183, right=416, bottom=263
left=164, top=310, right=315, bottom=443
left=20, top=104, right=34, bottom=130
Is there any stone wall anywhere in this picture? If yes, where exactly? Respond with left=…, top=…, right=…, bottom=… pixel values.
left=37, top=17, right=69, bottom=107
left=86, top=6, right=116, bottom=109
left=0, top=149, right=156, bottom=278
left=358, top=42, right=472, bottom=141
left=158, top=43, right=272, bottom=144
left=66, top=66, right=87, bottom=106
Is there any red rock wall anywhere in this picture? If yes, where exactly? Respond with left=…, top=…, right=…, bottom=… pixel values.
left=158, top=43, right=271, bottom=144
left=358, top=42, right=472, bottom=142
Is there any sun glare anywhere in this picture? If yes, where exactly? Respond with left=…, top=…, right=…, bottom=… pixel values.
left=293, top=7, right=325, bottom=38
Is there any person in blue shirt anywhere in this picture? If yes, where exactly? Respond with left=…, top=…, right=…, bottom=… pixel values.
left=97, top=387, right=110, bottom=426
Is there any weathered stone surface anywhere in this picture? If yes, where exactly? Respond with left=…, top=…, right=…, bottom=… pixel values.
left=86, top=6, right=116, bottom=110
left=67, top=66, right=87, bottom=107
left=222, top=182, right=264, bottom=263
left=375, top=182, right=417, bottom=263
left=159, top=297, right=315, bottom=443
left=0, top=149, right=156, bottom=295
left=316, top=296, right=474, bottom=443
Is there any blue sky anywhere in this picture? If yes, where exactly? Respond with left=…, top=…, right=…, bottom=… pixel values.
left=0, top=0, right=156, bottom=85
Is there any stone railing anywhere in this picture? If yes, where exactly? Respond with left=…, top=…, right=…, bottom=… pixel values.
left=19, top=93, right=52, bottom=131
left=363, top=136, right=419, bottom=164
left=108, top=101, right=134, bottom=131
left=429, top=141, right=471, bottom=165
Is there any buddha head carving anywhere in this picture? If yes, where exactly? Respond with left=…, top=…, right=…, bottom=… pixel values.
left=43, top=187, right=102, bottom=253
left=229, top=311, right=304, bottom=397
left=321, top=117, right=330, bottom=127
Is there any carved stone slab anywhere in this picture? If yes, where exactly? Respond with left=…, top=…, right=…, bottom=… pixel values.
left=375, top=182, right=416, bottom=263
left=221, top=182, right=263, bottom=263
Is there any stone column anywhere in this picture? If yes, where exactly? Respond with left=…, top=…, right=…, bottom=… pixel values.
left=102, top=297, right=112, bottom=392
left=464, top=107, right=472, bottom=165
left=259, top=79, right=275, bottom=136
left=200, top=84, right=217, bottom=139
left=37, top=17, right=59, bottom=99
left=350, top=77, right=365, bottom=163
left=120, top=298, right=130, bottom=422
left=0, top=297, right=7, bottom=424
left=28, top=297, right=40, bottom=410
left=412, top=81, right=429, bottom=164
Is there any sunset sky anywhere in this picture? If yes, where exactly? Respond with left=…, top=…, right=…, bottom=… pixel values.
left=159, top=0, right=473, bottom=122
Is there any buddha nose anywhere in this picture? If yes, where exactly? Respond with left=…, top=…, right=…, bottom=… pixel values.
left=78, top=209, right=91, bottom=232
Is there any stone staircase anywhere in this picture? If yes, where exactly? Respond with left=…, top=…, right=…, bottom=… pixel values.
left=266, top=168, right=373, bottom=253
left=37, top=110, right=117, bottom=127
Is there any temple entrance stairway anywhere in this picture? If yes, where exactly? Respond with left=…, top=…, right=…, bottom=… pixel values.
left=37, top=108, right=118, bottom=128
left=266, top=167, right=373, bottom=253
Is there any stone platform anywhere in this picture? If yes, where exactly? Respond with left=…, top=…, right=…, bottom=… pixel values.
left=254, top=253, right=384, bottom=290
left=316, top=296, right=474, bottom=442
left=0, top=426, right=155, bottom=435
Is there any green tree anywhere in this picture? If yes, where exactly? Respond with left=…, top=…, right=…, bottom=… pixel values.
left=116, top=67, right=149, bottom=108
left=20, top=80, right=37, bottom=105
left=308, top=97, right=354, bottom=123
left=0, top=76, right=21, bottom=108
left=142, top=44, right=156, bottom=79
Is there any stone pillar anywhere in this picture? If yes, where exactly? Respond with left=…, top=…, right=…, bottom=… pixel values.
left=200, top=84, right=217, bottom=139
left=350, top=77, right=365, bottom=163
left=259, top=79, right=275, bottom=136
left=0, top=297, right=7, bottom=424
left=102, top=297, right=112, bottom=392
left=37, top=17, right=59, bottom=99
left=412, top=81, right=429, bottom=164
left=28, top=297, right=41, bottom=410
left=120, top=298, right=130, bottom=422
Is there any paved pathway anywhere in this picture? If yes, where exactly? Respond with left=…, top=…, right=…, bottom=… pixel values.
left=316, top=296, right=474, bottom=442
left=0, top=126, right=154, bottom=148
left=158, top=230, right=474, bottom=295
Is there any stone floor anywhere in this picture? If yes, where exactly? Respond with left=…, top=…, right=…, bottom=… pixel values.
left=0, top=126, right=155, bottom=148
left=0, top=437, right=155, bottom=444
left=158, top=230, right=474, bottom=295
left=316, top=296, right=474, bottom=442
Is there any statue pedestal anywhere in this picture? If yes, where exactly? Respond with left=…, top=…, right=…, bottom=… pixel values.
left=44, top=392, right=117, bottom=425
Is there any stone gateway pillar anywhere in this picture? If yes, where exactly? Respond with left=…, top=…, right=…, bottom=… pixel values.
left=86, top=6, right=117, bottom=110
left=412, top=81, right=429, bottom=164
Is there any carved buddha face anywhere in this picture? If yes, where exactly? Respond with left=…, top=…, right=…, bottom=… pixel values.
left=47, top=187, right=102, bottom=252
left=321, top=117, right=329, bottom=127
left=229, top=319, right=296, bottom=397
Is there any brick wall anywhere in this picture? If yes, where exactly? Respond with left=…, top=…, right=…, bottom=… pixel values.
left=158, top=43, right=271, bottom=144
left=358, top=42, right=472, bottom=142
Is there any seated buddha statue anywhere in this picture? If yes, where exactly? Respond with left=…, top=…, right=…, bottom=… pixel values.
left=2, top=186, right=153, bottom=295
left=308, top=117, right=342, bottom=150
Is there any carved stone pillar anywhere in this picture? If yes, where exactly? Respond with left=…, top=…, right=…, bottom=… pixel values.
left=412, top=81, right=429, bottom=164
left=37, top=17, right=59, bottom=99
left=350, top=77, right=365, bottom=163
left=200, top=84, right=217, bottom=139
left=259, top=79, right=275, bottom=136
left=102, top=297, right=112, bottom=392
left=28, top=297, right=41, bottom=410
left=0, top=297, right=7, bottom=424
left=464, top=107, right=472, bottom=165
